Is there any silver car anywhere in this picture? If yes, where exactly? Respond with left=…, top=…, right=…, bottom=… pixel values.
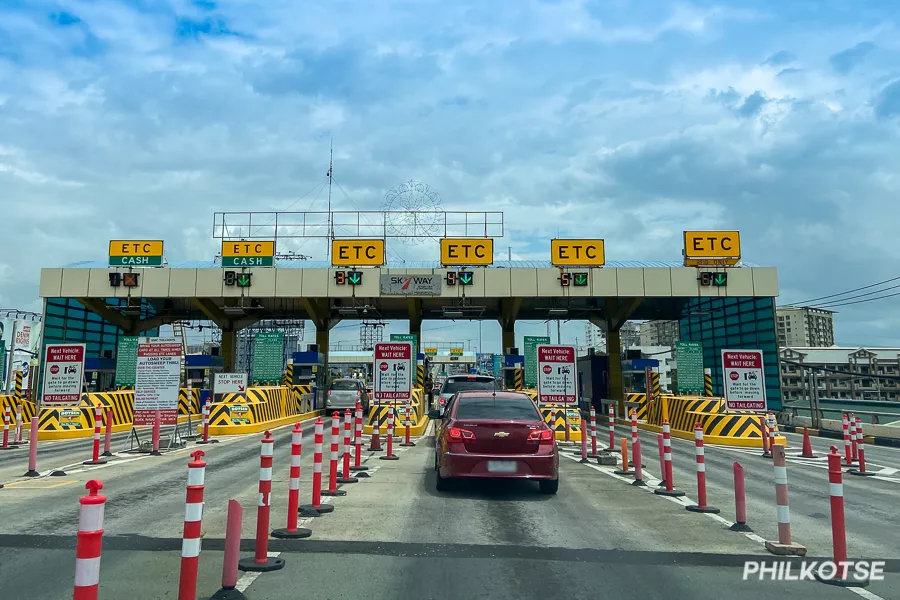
left=437, top=374, right=498, bottom=413
left=326, top=379, right=370, bottom=415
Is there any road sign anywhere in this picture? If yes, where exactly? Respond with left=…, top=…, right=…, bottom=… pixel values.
left=550, top=239, right=605, bottom=266
left=214, top=372, right=248, bottom=394
left=41, top=343, right=86, bottom=403
left=380, top=274, right=442, bottom=295
left=675, top=341, right=704, bottom=395
left=114, top=336, right=139, bottom=387
left=536, top=345, right=576, bottom=403
left=252, top=332, right=284, bottom=383
left=524, top=336, right=550, bottom=388
left=221, top=240, right=275, bottom=267
left=108, top=240, right=164, bottom=267
left=333, top=270, right=364, bottom=285
left=374, top=342, right=412, bottom=400
left=683, top=231, right=740, bottom=267
left=134, top=337, right=182, bottom=425
left=440, top=238, right=493, bottom=266
left=390, top=333, right=419, bottom=352
left=424, top=347, right=438, bottom=356
left=449, top=347, right=464, bottom=356
left=721, top=349, right=766, bottom=411
left=331, top=239, right=385, bottom=266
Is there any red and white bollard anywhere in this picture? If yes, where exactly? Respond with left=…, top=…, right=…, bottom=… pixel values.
left=150, top=409, right=162, bottom=456
left=850, top=414, right=859, bottom=463
left=351, top=402, right=369, bottom=475
left=628, top=409, right=641, bottom=467
left=760, top=414, right=772, bottom=458
left=273, top=424, right=312, bottom=538
left=14, top=402, right=24, bottom=444
left=400, top=400, right=415, bottom=447
left=631, top=439, right=646, bottom=487
left=816, top=446, right=867, bottom=586
left=729, top=462, right=752, bottom=531
left=239, top=431, right=285, bottom=572
left=764, top=444, right=806, bottom=556
left=380, top=406, right=399, bottom=460
left=178, top=451, right=206, bottom=600
left=587, top=406, right=599, bottom=458
left=654, top=420, right=684, bottom=497
left=196, top=404, right=218, bottom=445
left=848, top=427, right=875, bottom=477
left=686, top=423, right=719, bottom=513
left=0, top=405, right=15, bottom=451
left=607, top=404, right=616, bottom=451
left=102, top=409, right=113, bottom=457
left=84, top=406, right=108, bottom=466
left=213, top=499, right=243, bottom=597
left=578, top=416, right=589, bottom=463
left=322, top=412, right=348, bottom=496
left=73, top=480, right=106, bottom=600
left=300, top=417, right=334, bottom=516
left=369, top=414, right=382, bottom=452
left=656, top=433, right=666, bottom=487
left=338, top=409, right=359, bottom=484
left=842, top=413, right=852, bottom=465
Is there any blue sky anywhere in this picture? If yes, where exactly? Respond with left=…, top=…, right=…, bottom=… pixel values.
left=2, top=0, right=900, bottom=349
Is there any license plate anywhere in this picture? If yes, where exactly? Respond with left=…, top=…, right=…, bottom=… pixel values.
left=487, top=461, right=517, bottom=473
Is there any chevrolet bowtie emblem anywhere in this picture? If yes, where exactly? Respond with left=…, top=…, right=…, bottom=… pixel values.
left=494, top=432, right=510, bottom=438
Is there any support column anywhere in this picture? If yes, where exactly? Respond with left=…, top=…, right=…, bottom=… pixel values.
left=498, top=297, right=521, bottom=353
left=316, top=327, right=329, bottom=382
left=408, top=299, right=422, bottom=356
left=607, top=328, right=624, bottom=417
left=221, top=327, right=236, bottom=372
left=501, top=326, right=515, bottom=353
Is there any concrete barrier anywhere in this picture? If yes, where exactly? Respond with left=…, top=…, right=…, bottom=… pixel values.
left=204, top=386, right=323, bottom=436
left=540, top=404, right=582, bottom=441
left=364, top=389, right=428, bottom=437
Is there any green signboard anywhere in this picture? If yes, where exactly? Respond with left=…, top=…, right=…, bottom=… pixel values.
left=252, top=332, right=284, bottom=383
left=114, top=336, right=139, bottom=387
left=524, top=336, right=550, bottom=388
left=676, top=341, right=704, bottom=395
left=493, top=354, right=501, bottom=378
left=109, top=256, right=163, bottom=267
left=389, top=333, right=418, bottom=352
left=221, top=256, right=274, bottom=267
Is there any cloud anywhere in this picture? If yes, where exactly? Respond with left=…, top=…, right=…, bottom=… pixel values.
left=829, top=41, right=876, bottom=74
left=3, top=0, right=900, bottom=349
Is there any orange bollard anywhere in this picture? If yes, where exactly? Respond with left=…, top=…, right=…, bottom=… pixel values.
left=614, top=437, right=632, bottom=476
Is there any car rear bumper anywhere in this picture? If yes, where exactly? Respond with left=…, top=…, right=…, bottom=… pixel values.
left=441, top=451, right=557, bottom=480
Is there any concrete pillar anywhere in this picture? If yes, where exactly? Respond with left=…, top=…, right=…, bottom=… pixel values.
left=501, top=325, right=515, bottom=353
left=607, top=327, right=624, bottom=417
left=410, top=323, right=422, bottom=356
left=316, top=327, right=329, bottom=385
left=221, top=327, right=236, bottom=371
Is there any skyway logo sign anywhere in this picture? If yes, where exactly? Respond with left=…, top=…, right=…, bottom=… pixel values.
left=380, top=274, right=442, bottom=296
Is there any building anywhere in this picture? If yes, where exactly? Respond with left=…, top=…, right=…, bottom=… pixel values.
left=776, top=305, right=835, bottom=347
left=627, top=345, right=675, bottom=393
left=779, top=346, right=900, bottom=402
left=638, top=320, right=680, bottom=347
left=619, top=322, right=641, bottom=349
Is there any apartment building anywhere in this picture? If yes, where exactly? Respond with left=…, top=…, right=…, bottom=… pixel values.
left=776, top=305, right=835, bottom=347
left=779, top=346, right=900, bottom=402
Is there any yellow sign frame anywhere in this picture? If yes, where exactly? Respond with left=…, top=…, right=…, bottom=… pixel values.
left=440, top=238, right=494, bottom=266
left=683, top=230, right=741, bottom=266
left=221, top=240, right=275, bottom=258
left=108, top=240, right=164, bottom=257
left=550, top=239, right=605, bottom=266
left=331, top=239, right=385, bottom=266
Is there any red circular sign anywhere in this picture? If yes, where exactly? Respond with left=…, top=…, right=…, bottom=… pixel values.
left=50, top=365, right=60, bottom=375
left=379, top=362, right=388, bottom=372
left=729, top=371, right=739, bottom=381
left=542, top=365, right=552, bottom=374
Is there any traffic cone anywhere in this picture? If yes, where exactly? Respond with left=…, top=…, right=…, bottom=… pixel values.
left=801, top=427, right=816, bottom=458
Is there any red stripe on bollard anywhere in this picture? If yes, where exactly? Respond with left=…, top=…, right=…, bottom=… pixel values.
left=150, top=410, right=162, bottom=456
left=588, top=406, right=599, bottom=458
left=84, top=406, right=108, bottom=466
left=239, top=431, right=285, bottom=572
left=322, top=413, right=348, bottom=495
left=400, top=400, right=415, bottom=447
left=0, top=405, right=14, bottom=451
left=380, top=406, right=399, bottom=460
left=102, top=409, right=113, bottom=457
left=764, top=444, right=806, bottom=556
left=300, top=417, right=333, bottom=516
left=686, top=422, right=719, bottom=513
left=631, top=439, right=647, bottom=486
left=631, top=410, right=638, bottom=443
left=848, top=427, right=875, bottom=477
left=842, top=414, right=851, bottom=465
left=178, top=450, right=207, bottom=600
left=73, top=480, right=105, bottom=600
left=338, top=409, right=359, bottom=484
left=849, top=414, right=859, bottom=463
left=607, top=405, right=616, bottom=451
left=273, top=424, right=312, bottom=539
left=654, top=420, right=684, bottom=497
left=351, top=402, right=369, bottom=475
left=196, top=404, right=219, bottom=445
left=215, top=499, right=243, bottom=595
left=656, top=433, right=666, bottom=487
left=729, top=462, right=752, bottom=531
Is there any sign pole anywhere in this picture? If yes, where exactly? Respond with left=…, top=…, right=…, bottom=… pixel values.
left=4, top=320, right=17, bottom=394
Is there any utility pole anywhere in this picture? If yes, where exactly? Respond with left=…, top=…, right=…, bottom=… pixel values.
left=325, top=138, right=334, bottom=262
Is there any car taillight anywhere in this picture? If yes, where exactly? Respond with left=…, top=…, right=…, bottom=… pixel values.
left=447, top=427, right=476, bottom=441
left=527, top=429, right=554, bottom=444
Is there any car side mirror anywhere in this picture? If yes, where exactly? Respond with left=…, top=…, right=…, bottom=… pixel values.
left=428, top=409, right=442, bottom=419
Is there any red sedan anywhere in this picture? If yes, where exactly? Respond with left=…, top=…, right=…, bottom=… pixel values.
left=429, top=391, right=559, bottom=494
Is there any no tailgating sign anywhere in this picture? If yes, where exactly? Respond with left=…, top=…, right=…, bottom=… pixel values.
left=42, top=343, right=86, bottom=403
left=721, top=349, right=766, bottom=411
left=537, top=345, right=577, bottom=403
left=374, top=342, right=412, bottom=400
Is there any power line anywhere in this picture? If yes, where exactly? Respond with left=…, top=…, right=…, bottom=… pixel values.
left=808, top=289, right=900, bottom=309
left=793, top=275, right=900, bottom=305
left=808, top=282, right=900, bottom=309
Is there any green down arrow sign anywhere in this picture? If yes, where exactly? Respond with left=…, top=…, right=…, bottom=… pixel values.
left=460, top=272, right=473, bottom=285
left=574, top=273, right=588, bottom=286
left=349, top=272, right=362, bottom=285
left=713, top=273, right=727, bottom=286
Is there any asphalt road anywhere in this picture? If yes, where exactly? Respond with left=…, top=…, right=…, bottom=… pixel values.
left=0, top=418, right=897, bottom=599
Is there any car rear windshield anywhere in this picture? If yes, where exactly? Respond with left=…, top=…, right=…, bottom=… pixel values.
left=441, top=378, right=497, bottom=395
left=454, top=396, right=541, bottom=421
left=330, top=381, right=357, bottom=391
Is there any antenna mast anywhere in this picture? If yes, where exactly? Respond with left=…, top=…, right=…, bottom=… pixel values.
left=326, top=139, right=334, bottom=261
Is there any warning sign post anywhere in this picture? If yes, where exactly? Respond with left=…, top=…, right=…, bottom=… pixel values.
left=537, top=345, right=577, bottom=403
left=134, top=337, right=182, bottom=426
left=721, top=349, right=766, bottom=411
left=374, top=342, right=412, bottom=401
left=41, top=344, right=86, bottom=404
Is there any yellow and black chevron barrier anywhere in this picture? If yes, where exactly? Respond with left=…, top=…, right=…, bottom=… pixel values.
left=363, top=389, right=427, bottom=437
left=416, top=363, right=425, bottom=388
left=650, top=372, right=661, bottom=398
left=704, top=369, right=713, bottom=397
left=178, top=388, right=201, bottom=415
left=206, top=385, right=323, bottom=435
left=514, top=366, right=523, bottom=391
left=540, top=405, right=582, bottom=441
left=628, top=393, right=649, bottom=421
left=288, top=384, right=314, bottom=414
left=283, top=364, right=293, bottom=387
left=1, top=394, right=36, bottom=427
left=14, top=371, right=23, bottom=401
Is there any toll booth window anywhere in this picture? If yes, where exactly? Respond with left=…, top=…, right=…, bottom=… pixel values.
left=454, top=396, right=542, bottom=421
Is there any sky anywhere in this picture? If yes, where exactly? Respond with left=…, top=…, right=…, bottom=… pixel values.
left=2, top=0, right=900, bottom=350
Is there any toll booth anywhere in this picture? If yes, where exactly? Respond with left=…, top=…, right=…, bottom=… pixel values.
left=291, top=344, right=327, bottom=410
left=84, top=357, right=116, bottom=392
left=576, top=349, right=610, bottom=413
left=501, top=348, right=524, bottom=390
left=184, top=354, right=225, bottom=392
left=623, top=358, right=660, bottom=393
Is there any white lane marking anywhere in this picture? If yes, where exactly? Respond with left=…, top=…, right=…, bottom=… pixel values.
left=563, top=453, right=888, bottom=600
left=235, top=551, right=282, bottom=592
